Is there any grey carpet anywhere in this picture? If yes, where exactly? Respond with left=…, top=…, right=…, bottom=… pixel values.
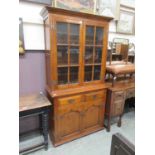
left=20, top=111, right=135, bottom=155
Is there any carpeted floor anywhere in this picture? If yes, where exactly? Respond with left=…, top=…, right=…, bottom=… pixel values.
left=20, top=111, right=135, bottom=155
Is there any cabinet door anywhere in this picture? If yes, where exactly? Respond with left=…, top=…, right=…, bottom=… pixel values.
left=57, top=111, right=81, bottom=138
left=54, top=19, right=82, bottom=88
left=56, top=95, right=83, bottom=139
left=84, top=23, right=106, bottom=83
left=81, top=101, right=105, bottom=131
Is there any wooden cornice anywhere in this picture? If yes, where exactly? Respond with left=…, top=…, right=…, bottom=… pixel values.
left=40, top=6, right=113, bottom=22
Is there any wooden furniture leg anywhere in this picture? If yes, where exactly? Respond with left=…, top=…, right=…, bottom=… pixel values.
left=117, top=115, right=122, bottom=127
left=107, top=115, right=111, bottom=132
left=42, top=112, right=49, bottom=150
left=112, top=75, right=117, bottom=87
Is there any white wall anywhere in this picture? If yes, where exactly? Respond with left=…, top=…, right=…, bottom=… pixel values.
left=19, top=1, right=135, bottom=50
left=109, top=21, right=135, bottom=44
left=19, top=2, right=45, bottom=50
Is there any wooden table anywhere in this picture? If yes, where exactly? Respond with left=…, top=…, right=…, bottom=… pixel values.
left=19, top=93, right=51, bottom=154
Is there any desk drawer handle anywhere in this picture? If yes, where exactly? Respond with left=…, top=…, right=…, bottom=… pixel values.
left=116, top=94, right=123, bottom=98
left=68, top=99, right=75, bottom=104
left=128, top=92, right=134, bottom=96
left=92, top=95, right=97, bottom=100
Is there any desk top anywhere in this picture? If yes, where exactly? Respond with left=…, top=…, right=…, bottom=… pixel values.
left=107, top=81, right=135, bottom=91
left=19, top=93, right=51, bottom=112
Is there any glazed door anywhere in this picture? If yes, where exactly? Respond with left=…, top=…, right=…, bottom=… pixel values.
left=83, top=22, right=107, bottom=84
left=54, top=18, right=82, bottom=89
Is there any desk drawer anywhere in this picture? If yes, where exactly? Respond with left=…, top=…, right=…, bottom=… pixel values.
left=84, top=90, right=106, bottom=102
left=126, top=88, right=135, bottom=99
left=113, top=91, right=125, bottom=102
left=111, top=100, right=124, bottom=116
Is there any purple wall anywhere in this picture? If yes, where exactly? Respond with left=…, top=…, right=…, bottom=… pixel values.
left=19, top=51, right=46, bottom=96
left=19, top=51, right=46, bottom=133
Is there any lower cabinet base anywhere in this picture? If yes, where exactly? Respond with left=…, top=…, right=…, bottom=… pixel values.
left=46, top=85, right=108, bottom=147
left=50, top=126, right=104, bottom=147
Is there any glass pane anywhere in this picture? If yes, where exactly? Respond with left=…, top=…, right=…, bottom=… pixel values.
left=86, top=26, right=94, bottom=45
left=57, top=22, right=68, bottom=44
left=94, top=65, right=101, bottom=80
left=57, top=46, right=68, bottom=65
left=85, top=47, right=94, bottom=64
left=70, top=67, right=79, bottom=83
left=96, top=27, right=103, bottom=45
left=58, top=67, right=68, bottom=84
left=84, top=66, right=92, bottom=82
left=70, top=24, right=79, bottom=45
left=95, top=47, right=102, bottom=63
left=70, top=46, right=79, bottom=65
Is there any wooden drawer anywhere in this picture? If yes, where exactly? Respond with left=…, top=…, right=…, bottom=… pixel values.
left=126, top=88, right=135, bottom=99
left=111, top=100, right=124, bottom=116
left=58, top=95, right=82, bottom=106
left=58, top=104, right=83, bottom=115
left=113, top=91, right=124, bottom=102
left=83, top=99, right=104, bottom=110
left=84, top=90, right=106, bottom=102
left=57, top=95, right=83, bottom=115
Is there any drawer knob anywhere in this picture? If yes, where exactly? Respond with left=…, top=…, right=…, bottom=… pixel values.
left=117, top=94, right=122, bottom=97
left=68, top=99, right=75, bottom=104
left=92, top=95, right=97, bottom=100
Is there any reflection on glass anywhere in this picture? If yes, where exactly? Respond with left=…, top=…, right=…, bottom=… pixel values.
left=70, top=67, right=79, bottom=83
left=57, top=22, right=68, bottom=44
left=84, top=66, right=92, bottom=82
left=85, top=47, right=94, bottom=64
left=70, top=46, right=79, bottom=64
left=57, top=46, right=68, bottom=65
left=96, top=27, right=103, bottom=45
left=70, top=24, right=79, bottom=45
left=94, top=65, right=101, bottom=80
left=95, top=47, right=102, bottom=63
left=86, top=26, right=94, bottom=45
left=58, top=67, right=68, bottom=84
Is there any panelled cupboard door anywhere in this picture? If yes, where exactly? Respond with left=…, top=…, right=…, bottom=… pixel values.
left=56, top=111, right=81, bottom=139
left=83, top=21, right=108, bottom=83
left=56, top=95, right=83, bottom=139
left=53, top=17, right=83, bottom=89
left=81, top=102, right=105, bottom=131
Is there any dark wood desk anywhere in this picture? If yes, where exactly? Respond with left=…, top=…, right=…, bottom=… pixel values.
left=19, top=93, right=51, bottom=154
left=105, top=82, right=135, bottom=132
